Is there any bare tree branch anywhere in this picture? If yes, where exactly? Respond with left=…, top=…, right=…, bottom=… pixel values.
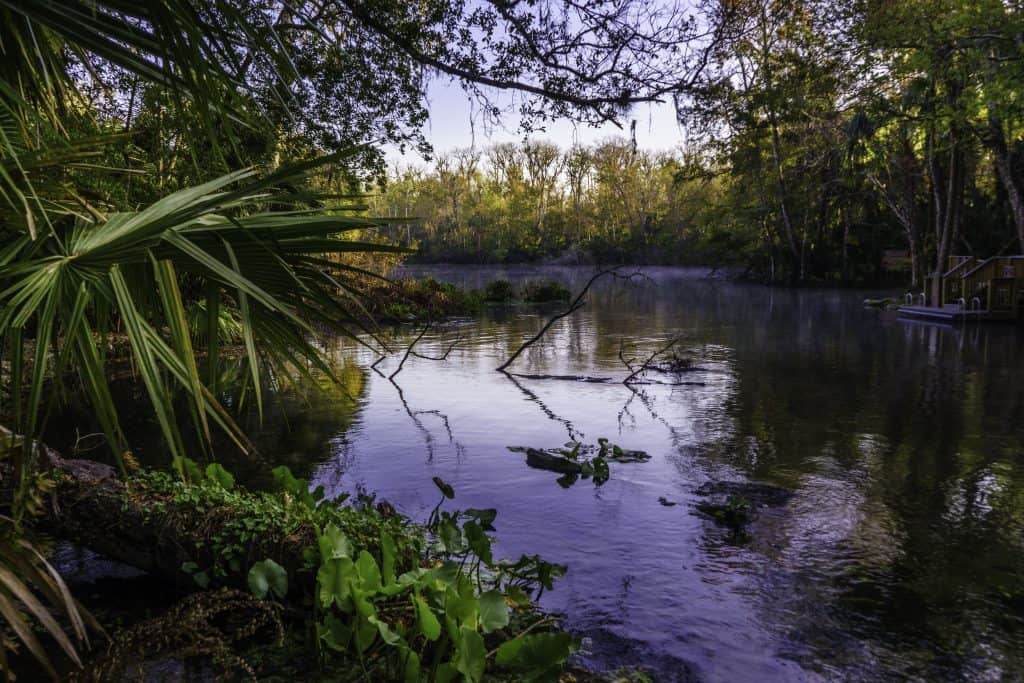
left=496, top=266, right=626, bottom=372
left=389, top=323, right=432, bottom=380
left=410, top=332, right=464, bottom=361
left=622, top=338, right=680, bottom=384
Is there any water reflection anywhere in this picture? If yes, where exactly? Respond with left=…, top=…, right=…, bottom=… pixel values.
left=332, top=266, right=1024, bottom=681
left=55, top=266, right=1024, bottom=681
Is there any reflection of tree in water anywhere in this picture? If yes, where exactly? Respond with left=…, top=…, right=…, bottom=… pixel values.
left=504, top=373, right=583, bottom=443
left=369, top=324, right=466, bottom=462
left=381, top=372, right=461, bottom=463
left=687, top=312, right=1024, bottom=679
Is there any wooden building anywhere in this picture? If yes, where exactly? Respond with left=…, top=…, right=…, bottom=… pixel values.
left=898, top=255, right=1024, bottom=322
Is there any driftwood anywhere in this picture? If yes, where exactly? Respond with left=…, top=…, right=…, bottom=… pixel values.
left=507, top=373, right=613, bottom=383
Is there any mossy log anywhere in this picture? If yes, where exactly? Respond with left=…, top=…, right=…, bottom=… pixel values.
left=39, top=450, right=317, bottom=590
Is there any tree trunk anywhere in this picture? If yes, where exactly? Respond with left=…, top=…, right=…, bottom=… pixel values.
left=927, top=124, right=963, bottom=304
left=769, top=119, right=800, bottom=282
left=988, top=109, right=1024, bottom=254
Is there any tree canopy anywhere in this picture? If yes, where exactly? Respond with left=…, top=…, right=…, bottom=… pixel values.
left=368, top=0, right=1024, bottom=286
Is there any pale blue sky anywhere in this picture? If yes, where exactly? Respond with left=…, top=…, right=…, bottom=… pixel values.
left=386, top=77, right=685, bottom=163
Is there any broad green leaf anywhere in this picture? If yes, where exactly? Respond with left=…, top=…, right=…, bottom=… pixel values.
left=463, top=521, right=492, bottom=565
left=454, top=626, right=486, bottom=683
left=317, top=614, right=351, bottom=652
left=354, top=591, right=376, bottom=619
left=247, top=559, right=287, bottom=600
left=355, top=550, right=382, bottom=592
left=495, top=632, right=578, bottom=680
left=318, top=523, right=352, bottom=562
left=380, top=532, right=397, bottom=586
left=438, top=518, right=463, bottom=554
left=434, top=663, right=458, bottom=683
left=403, top=648, right=421, bottom=683
left=463, top=508, right=497, bottom=531
left=414, top=595, right=441, bottom=641
left=317, top=557, right=355, bottom=610
left=478, top=590, right=509, bottom=633
left=368, top=615, right=403, bottom=646
left=272, top=465, right=303, bottom=495
left=445, top=587, right=478, bottom=630
left=354, top=615, right=377, bottom=653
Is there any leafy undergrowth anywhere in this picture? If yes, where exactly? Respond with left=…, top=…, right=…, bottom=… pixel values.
left=520, top=280, right=572, bottom=303
left=99, top=460, right=588, bottom=681
left=482, top=279, right=516, bottom=303
left=361, top=277, right=485, bottom=323
left=360, top=276, right=579, bottom=324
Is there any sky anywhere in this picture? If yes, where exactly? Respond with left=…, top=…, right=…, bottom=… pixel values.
left=385, top=77, right=686, bottom=165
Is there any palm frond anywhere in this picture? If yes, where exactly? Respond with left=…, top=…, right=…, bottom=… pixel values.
left=0, top=518, right=94, bottom=680
left=0, top=159, right=400, bottom=477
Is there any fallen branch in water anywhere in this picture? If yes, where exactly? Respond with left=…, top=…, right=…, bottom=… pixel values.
left=506, top=373, right=614, bottom=383
left=620, top=338, right=680, bottom=384
left=410, top=331, right=464, bottom=361
left=389, top=323, right=432, bottom=379
left=625, top=380, right=707, bottom=386
left=496, top=266, right=646, bottom=373
left=380, top=324, right=464, bottom=379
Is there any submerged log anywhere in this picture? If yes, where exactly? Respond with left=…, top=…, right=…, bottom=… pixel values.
left=524, top=448, right=584, bottom=474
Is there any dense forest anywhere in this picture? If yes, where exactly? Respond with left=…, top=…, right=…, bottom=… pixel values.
left=373, top=1, right=1024, bottom=287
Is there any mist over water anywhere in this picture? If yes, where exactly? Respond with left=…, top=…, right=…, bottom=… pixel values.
left=56, top=266, right=1024, bottom=681
left=285, top=266, right=1022, bottom=681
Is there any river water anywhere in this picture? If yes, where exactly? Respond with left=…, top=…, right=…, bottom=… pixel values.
left=59, top=266, right=1024, bottom=681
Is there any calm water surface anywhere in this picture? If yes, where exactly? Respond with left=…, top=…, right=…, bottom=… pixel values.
left=64, top=266, right=1024, bottom=681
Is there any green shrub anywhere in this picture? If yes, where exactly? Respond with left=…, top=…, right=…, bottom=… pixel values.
left=521, top=280, right=571, bottom=303
left=483, top=279, right=516, bottom=303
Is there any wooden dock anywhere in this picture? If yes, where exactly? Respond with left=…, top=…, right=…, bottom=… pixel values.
left=897, top=254, right=1024, bottom=322
left=897, top=305, right=1017, bottom=322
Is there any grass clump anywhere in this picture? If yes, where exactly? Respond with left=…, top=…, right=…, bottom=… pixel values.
left=363, top=277, right=483, bottom=322
left=521, top=280, right=571, bottom=303
left=482, top=279, right=516, bottom=303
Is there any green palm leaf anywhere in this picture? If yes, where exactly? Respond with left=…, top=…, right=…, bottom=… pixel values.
left=0, top=159, right=397, bottom=477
